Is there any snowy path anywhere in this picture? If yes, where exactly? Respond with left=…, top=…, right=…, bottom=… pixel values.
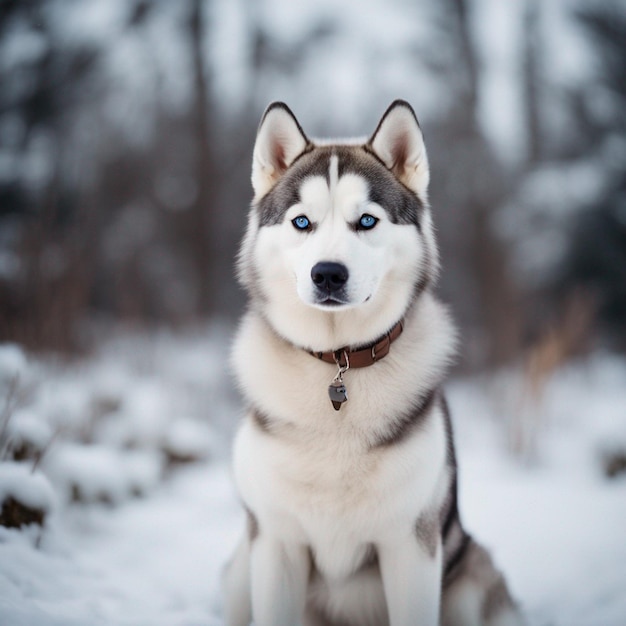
left=2, top=428, right=625, bottom=626
left=3, top=444, right=626, bottom=625
left=457, top=431, right=626, bottom=626
left=1, top=349, right=625, bottom=625
left=0, top=463, right=242, bottom=626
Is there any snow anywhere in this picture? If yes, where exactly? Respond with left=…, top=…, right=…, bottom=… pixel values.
left=43, top=444, right=163, bottom=505
left=0, top=342, right=29, bottom=384
left=6, top=409, right=53, bottom=453
left=0, top=335, right=625, bottom=625
left=0, top=463, right=240, bottom=626
left=163, top=416, right=216, bottom=462
left=448, top=357, right=626, bottom=625
left=0, top=463, right=55, bottom=513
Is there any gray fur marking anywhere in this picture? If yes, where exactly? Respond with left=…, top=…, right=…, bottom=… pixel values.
left=357, top=543, right=379, bottom=573
left=256, top=146, right=424, bottom=229
left=415, top=507, right=440, bottom=558
left=251, top=407, right=274, bottom=433
left=370, top=387, right=437, bottom=448
left=483, top=577, right=517, bottom=621
left=442, top=518, right=471, bottom=586
left=246, top=507, right=259, bottom=542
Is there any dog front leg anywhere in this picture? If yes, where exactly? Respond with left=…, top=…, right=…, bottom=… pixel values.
left=378, top=534, right=442, bottom=626
left=250, top=536, right=309, bottom=626
left=223, top=535, right=252, bottom=626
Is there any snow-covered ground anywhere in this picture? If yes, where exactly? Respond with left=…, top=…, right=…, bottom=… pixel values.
left=0, top=332, right=625, bottom=626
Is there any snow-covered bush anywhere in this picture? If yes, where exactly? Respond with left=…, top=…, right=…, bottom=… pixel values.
left=43, top=443, right=163, bottom=505
left=0, top=462, right=55, bottom=528
left=0, top=329, right=223, bottom=523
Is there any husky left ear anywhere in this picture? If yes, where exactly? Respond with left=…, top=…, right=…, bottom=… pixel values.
left=367, top=100, right=429, bottom=198
left=252, top=102, right=310, bottom=199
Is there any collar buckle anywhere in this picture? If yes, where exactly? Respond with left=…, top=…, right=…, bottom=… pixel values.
left=371, top=335, right=391, bottom=362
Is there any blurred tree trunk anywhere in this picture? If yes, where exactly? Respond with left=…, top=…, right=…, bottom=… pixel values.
left=188, top=0, right=218, bottom=315
left=0, top=1, right=97, bottom=352
left=523, top=0, right=543, bottom=165
left=449, top=0, right=522, bottom=367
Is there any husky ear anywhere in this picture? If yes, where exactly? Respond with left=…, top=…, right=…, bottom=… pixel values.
left=367, top=100, right=429, bottom=198
left=252, top=102, right=309, bottom=199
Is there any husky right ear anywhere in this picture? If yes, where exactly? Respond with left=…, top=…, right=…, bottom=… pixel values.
left=252, top=102, right=309, bottom=199
left=367, top=100, right=429, bottom=199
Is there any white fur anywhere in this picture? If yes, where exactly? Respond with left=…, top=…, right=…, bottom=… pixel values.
left=227, top=294, right=454, bottom=626
left=252, top=173, right=425, bottom=349
left=232, top=293, right=454, bottom=432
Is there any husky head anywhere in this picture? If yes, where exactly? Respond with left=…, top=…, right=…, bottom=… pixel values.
left=238, top=100, right=439, bottom=352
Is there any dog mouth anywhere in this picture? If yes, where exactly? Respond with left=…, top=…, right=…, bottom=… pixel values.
left=307, top=291, right=355, bottom=309
left=311, top=293, right=371, bottom=309
left=314, top=296, right=348, bottom=308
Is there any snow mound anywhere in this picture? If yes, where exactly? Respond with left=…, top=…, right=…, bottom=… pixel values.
left=44, top=444, right=163, bottom=505
left=0, top=344, right=29, bottom=385
left=0, top=462, right=55, bottom=528
left=162, top=416, right=215, bottom=464
left=5, top=410, right=54, bottom=460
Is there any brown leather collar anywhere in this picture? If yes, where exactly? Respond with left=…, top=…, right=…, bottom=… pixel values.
left=309, top=320, right=404, bottom=369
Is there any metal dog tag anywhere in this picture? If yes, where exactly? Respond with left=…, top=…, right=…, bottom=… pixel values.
left=328, top=379, right=348, bottom=411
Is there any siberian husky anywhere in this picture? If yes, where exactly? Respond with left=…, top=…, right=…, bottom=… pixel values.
left=224, top=100, right=524, bottom=626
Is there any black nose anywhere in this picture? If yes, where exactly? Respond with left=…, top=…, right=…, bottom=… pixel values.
left=311, top=262, right=349, bottom=293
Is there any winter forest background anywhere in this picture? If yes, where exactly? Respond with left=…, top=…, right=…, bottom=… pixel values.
left=1, top=0, right=625, bottom=364
left=1, top=0, right=625, bottom=625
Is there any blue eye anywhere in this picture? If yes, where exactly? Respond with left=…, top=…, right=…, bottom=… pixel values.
left=358, top=214, right=378, bottom=230
left=292, top=215, right=311, bottom=230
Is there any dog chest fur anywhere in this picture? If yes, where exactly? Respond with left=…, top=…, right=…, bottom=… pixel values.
left=231, top=296, right=452, bottom=585
left=231, top=292, right=456, bottom=431
left=233, top=395, right=448, bottom=582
